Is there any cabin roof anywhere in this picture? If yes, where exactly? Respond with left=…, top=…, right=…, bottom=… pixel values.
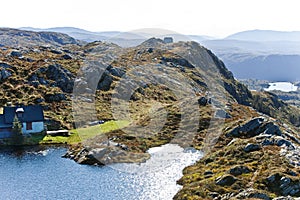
left=3, top=105, right=44, bottom=124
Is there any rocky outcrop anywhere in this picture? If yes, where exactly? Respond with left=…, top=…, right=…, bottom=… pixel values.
left=266, top=173, right=300, bottom=196
left=226, top=117, right=282, bottom=138
left=45, top=64, right=74, bottom=93
left=64, top=140, right=149, bottom=165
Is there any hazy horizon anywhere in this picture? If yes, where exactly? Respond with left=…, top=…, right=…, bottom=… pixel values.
left=2, top=0, right=300, bottom=38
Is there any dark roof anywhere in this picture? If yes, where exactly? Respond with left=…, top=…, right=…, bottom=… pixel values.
left=0, top=115, right=11, bottom=128
left=3, top=105, right=44, bottom=123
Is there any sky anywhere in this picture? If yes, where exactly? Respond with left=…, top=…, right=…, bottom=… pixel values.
left=1, top=0, right=300, bottom=37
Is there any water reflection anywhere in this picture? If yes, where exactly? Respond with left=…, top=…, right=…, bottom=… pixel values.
left=0, top=144, right=202, bottom=200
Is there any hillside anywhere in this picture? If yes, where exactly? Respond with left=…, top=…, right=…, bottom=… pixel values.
left=0, top=28, right=79, bottom=47
left=1, top=28, right=300, bottom=199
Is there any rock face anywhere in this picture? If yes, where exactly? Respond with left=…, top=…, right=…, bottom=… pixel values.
left=266, top=173, right=300, bottom=196
left=226, top=117, right=282, bottom=138
left=46, top=64, right=75, bottom=93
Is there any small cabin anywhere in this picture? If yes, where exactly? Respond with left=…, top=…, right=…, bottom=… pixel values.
left=163, top=37, right=174, bottom=44
left=0, top=105, right=44, bottom=138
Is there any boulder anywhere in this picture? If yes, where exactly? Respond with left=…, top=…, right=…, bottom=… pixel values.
left=198, top=96, right=208, bottom=106
left=0, top=68, right=11, bottom=81
left=215, top=175, right=237, bottom=186
left=227, top=117, right=264, bottom=138
left=61, top=54, right=72, bottom=60
left=229, top=165, right=251, bottom=176
left=10, top=51, right=22, bottom=57
left=264, top=122, right=282, bottom=136
left=0, top=62, right=13, bottom=69
left=244, top=143, right=261, bottom=153
left=215, top=109, right=231, bottom=119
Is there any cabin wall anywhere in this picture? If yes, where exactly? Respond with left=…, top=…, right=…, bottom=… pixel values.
left=0, top=128, right=12, bottom=138
left=22, top=122, right=44, bottom=134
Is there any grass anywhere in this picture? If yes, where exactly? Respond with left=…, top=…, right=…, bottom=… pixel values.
left=40, top=120, right=130, bottom=145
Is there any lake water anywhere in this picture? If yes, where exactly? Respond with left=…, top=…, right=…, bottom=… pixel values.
left=265, top=82, right=298, bottom=92
left=0, top=144, right=202, bottom=200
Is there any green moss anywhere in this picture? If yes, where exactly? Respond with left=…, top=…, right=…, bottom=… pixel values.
left=41, top=120, right=130, bottom=145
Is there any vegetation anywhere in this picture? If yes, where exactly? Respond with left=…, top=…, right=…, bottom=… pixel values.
left=11, top=115, right=23, bottom=145
left=40, top=120, right=129, bottom=145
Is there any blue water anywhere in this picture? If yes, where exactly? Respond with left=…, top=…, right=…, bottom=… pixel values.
left=0, top=144, right=202, bottom=200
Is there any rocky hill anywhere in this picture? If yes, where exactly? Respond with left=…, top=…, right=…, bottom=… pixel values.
left=1, top=28, right=300, bottom=199
left=0, top=28, right=79, bottom=47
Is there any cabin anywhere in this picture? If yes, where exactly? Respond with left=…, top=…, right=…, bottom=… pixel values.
left=0, top=105, right=44, bottom=138
left=163, top=37, right=173, bottom=44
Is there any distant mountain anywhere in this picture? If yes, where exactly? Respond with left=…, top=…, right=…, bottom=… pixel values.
left=219, top=53, right=300, bottom=81
left=202, top=30, right=300, bottom=81
left=20, top=27, right=213, bottom=47
left=226, top=29, right=300, bottom=42
left=16, top=27, right=300, bottom=82
left=0, top=28, right=78, bottom=47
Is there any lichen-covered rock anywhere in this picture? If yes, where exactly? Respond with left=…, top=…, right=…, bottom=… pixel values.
left=46, top=64, right=74, bottom=93
left=215, top=175, right=237, bottom=186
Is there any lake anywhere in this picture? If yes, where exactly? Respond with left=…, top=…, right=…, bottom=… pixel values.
left=0, top=144, right=202, bottom=200
left=265, top=82, right=298, bottom=92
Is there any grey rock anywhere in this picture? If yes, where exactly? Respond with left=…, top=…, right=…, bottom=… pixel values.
left=234, top=188, right=271, bottom=200
left=50, top=49, right=62, bottom=54
left=244, top=143, right=261, bottom=153
left=0, top=62, right=13, bottom=69
left=0, top=68, right=11, bottom=81
left=229, top=165, right=251, bottom=176
left=227, top=117, right=264, bottom=137
left=208, top=192, right=220, bottom=198
left=62, top=54, right=72, bottom=60
left=198, top=96, right=208, bottom=106
left=215, top=109, right=231, bottom=119
left=10, top=51, right=22, bottom=57
left=266, top=173, right=300, bottom=196
left=45, top=93, right=66, bottom=102
left=215, top=175, right=237, bottom=186
left=97, top=72, right=113, bottom=91
left=109, top=67, right=125, bottom=78
left=264, top=122, right=282, bottom=136
left=46, top=64, right=74, bottom=93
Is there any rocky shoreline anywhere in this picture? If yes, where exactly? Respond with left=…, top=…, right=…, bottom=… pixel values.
left=174, top=116, right=300, bottom=200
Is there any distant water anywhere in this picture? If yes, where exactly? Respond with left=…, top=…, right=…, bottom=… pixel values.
left=0, top=144, right=202, bottom=200
left=265, top=82, right=298, bottom=92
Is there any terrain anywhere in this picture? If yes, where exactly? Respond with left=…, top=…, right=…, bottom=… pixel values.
left=20, top=27, right=300, bottom=82
left=1, top=28, right=300, bottom=199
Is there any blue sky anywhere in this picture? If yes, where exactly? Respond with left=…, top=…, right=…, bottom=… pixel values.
left=1, top=0, right=300, bottom=37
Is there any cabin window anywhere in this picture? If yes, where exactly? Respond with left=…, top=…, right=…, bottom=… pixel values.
left=26, top=122, right=32, bottom=130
